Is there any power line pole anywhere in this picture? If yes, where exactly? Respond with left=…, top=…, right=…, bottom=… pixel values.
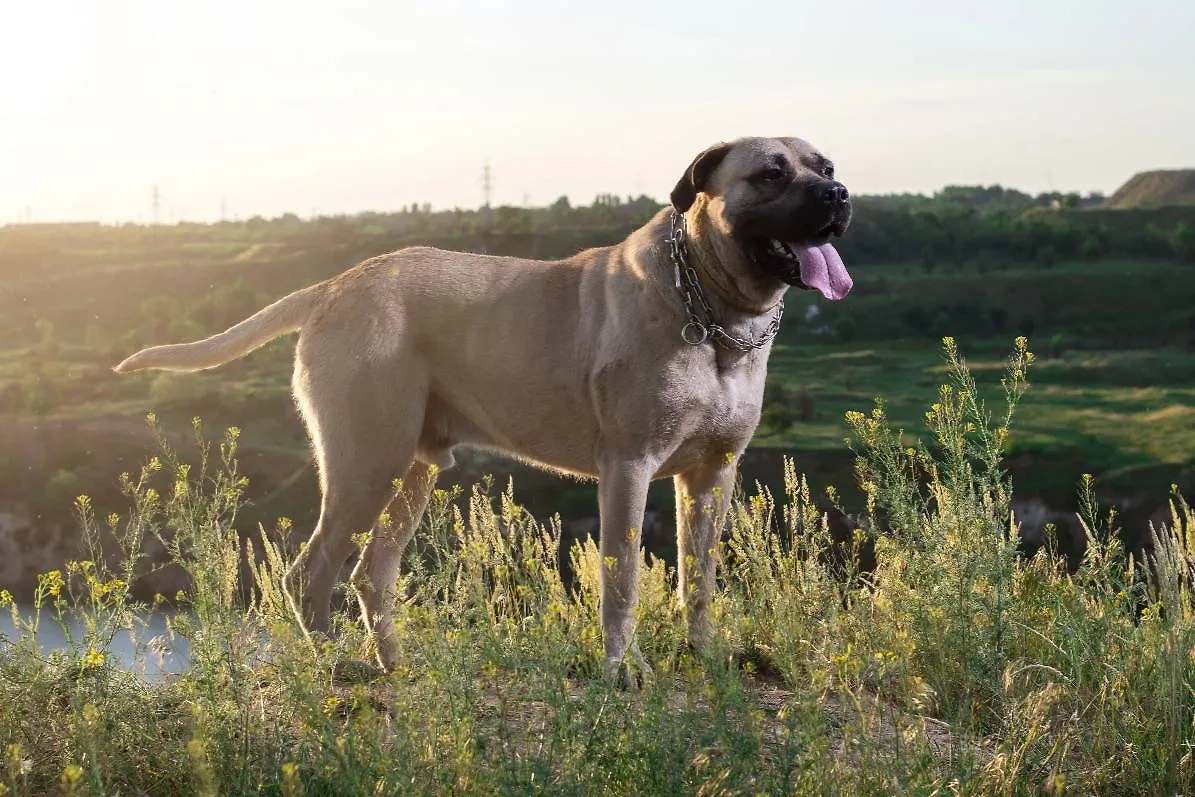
left=151, top=184, right=161, bottom=226
left=481, top=162, right=492, bottom=209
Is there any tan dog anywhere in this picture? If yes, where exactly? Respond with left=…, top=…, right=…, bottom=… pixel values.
left=114, top=136, right=854, bottom=685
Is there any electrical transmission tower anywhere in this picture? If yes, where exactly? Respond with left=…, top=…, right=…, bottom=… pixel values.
left=481, top=163, right=492, bottom=209
left=151, top=184, right=161, bottom=225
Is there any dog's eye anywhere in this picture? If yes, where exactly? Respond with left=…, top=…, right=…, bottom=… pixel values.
left=821, top=164, right=835, bottom=179
left=759, top=167, right=786, bottom=182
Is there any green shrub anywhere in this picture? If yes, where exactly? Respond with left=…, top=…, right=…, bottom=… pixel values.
left=39, top=469, right=84, bottom=515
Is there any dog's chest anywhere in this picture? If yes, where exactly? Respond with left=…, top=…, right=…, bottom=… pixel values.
left=591, top=343, right=767, bottom=470
left=697, top=376, right=761, bottom=438
left=666, top=356, right=765, bottom=454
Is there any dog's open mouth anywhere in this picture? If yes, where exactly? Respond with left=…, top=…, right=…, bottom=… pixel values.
left=747, top=225, right=853, bottom=301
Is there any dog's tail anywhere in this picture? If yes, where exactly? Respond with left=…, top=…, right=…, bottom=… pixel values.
left=113, top=283, right=325, bottom=374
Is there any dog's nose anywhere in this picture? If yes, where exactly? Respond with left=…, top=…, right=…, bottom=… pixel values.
left=815, top=181, right=849, bottom=206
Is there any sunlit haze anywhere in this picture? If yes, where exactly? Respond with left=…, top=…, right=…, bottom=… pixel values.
left=3, top=0, right=1193, bottom=224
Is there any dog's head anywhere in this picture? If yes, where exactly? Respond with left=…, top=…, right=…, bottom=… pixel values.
left=670, top=136, right=854, bottom=301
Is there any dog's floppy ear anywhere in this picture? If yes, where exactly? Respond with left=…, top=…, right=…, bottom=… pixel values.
left=670, top=141, right=733, bottom=212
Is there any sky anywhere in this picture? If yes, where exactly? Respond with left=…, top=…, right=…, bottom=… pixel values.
left=2, top=0, right=1194, bottom=225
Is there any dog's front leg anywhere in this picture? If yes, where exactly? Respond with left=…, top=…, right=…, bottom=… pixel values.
left=597, top=459, right=654, bottom=688
left=675, top=454, right=739, bottom=656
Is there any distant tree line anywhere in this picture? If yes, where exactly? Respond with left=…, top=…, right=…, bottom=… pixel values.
left=3, top=186, right=1194, bottom=278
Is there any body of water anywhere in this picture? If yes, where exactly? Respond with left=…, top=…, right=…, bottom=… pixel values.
left=1, top=604, right=192, bottom=679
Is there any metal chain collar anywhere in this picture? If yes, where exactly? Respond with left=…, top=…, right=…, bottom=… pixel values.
left=666, top=210, right=784, bottom=353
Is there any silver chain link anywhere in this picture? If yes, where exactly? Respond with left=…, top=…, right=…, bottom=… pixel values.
left=666, top=210, right=784, bottom=353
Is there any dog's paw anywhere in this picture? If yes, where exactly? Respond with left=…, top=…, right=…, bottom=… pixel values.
left=368, top=632, right=403, bottom=675
left=602, top=649, right=655, bottom=691
left=602, top=659, right=644, bottom=691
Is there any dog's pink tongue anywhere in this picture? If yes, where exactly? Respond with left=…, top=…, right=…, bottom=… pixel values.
left=795, top=243, right=853, bottom=301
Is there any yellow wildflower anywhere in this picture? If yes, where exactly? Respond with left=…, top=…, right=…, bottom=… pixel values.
left=39, top=570, right=64, bottom=599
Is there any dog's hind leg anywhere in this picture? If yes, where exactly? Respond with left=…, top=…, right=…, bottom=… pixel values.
left=349, top=460, right=438, bottom=671
left=283, top=347, right=428, bottom=644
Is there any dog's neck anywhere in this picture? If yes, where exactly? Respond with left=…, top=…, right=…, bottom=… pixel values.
left=658, top=207, right=787, bottom=354
left=681, top=200, right=789, bottom=317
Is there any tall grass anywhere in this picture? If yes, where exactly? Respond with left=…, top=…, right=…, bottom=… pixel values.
left=1, top=338, right=1192, bottom=795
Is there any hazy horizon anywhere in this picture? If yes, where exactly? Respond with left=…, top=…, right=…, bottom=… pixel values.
left=4, top=0, right=1193, bottom=225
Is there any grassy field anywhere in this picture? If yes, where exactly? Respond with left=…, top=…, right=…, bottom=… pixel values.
left=760, top=340, right=1195, bottom=497
left=2, top=342, right=1194, bottom=795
